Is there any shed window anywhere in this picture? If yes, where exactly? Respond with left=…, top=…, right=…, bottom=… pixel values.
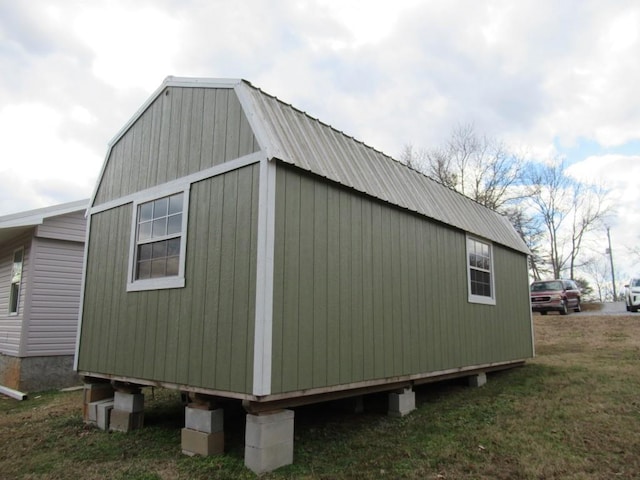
left=127, top=189, right=189, bottom=291
left=466, top=236, right=496, bottom=305
left=9, top=247, right=24, bottom=314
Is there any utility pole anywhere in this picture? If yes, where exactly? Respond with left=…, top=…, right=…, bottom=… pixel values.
left=606, top=226, right=617, bottom=301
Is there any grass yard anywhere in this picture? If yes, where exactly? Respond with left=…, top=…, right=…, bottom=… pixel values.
left=1, top=313, right=639, bottom=479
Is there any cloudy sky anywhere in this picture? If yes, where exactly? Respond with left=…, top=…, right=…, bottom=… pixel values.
left=1, top=0, right=639, bottom=281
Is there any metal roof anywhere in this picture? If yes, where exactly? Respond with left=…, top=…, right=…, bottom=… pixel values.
left=235, top=80, right=529, bottom=254
left=95, top=76, right=528, bottom=254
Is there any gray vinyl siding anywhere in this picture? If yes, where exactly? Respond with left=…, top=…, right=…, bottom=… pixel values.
left=0, top=233, right=32, bottom=357
left=271, top=166, right=533, bottom=395
left=24, top=237, right=84, bottom=356
left=93, top=87, right=259, bottom=206
left=78, top=164, right=260, bottom=394
left=35, top=211, right=86, bottom=243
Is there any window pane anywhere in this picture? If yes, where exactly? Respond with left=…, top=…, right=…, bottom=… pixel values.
left=13, top=249, right=23, bottom=263
left=139, top=202, right=153, bottom=222
left=469, top=237, right=492, bottom=299
left=138, top=244, right=152, bottom=261
left=150, top=259, right=166, bottom=278
left=152, top=218, right=167, bottom=238
left=167, top=238, right=181, bottom=256
left=152, top=240, right=167, bottom=258
left=471, top=269, right=491, bottom=297
left=138, top=221, right=152, bottom=241
left=167, top=214, right=182, bottom=235
left=169, top=193, right=183, bottom=215
left=166, top=256, right=179, bottom=276
left=133, top=191, right=186, bottom=283
left=137, top=260, right=151, bottom=279
left=154, top=197, right=169, bottom=217
left=9, top=283, right=19, bottom=313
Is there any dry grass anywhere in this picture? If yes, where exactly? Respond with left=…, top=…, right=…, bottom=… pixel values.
left=1, top=313, right=639, bottom=479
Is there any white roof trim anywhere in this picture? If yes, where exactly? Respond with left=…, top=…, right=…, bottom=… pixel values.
left=234, top=82, right=282, bottom=161
left=89, top=76, right=245, bottom=209
left=108, top=77, right=242, bottom=149
left=0, top=199, right=88, bottom=229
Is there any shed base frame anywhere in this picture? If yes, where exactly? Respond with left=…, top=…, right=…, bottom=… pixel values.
left=79, top=359, right=525, bottom=412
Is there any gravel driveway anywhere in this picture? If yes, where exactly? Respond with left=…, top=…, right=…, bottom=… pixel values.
left=575, top=301, right=630, bottom=316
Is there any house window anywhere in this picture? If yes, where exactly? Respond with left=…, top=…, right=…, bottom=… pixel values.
left=466, top=236, right=495, bottom=305
left=127, top=189, right=188, bottom=291
left=9, top=248, right=24, bottom=314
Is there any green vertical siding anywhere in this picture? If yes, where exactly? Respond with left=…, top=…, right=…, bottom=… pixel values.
left=94, top=87, right=259, bottom=206
left=78, top=164, right=259, bottom=395
left=271, top=165, right=533, bottom=395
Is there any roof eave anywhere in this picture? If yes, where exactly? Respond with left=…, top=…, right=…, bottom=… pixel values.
left=0, top=198, right=88, bottom=229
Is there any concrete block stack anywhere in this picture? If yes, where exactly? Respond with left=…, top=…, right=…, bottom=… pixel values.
left=109, top=390, right=144, bottom=432
left=244, top=409, right=294, bottom=474
left=82, top=382, right=114, bottom=423
left=181, top=405, right=225, bottom=456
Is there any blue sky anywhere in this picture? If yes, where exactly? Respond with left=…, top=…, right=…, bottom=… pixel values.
left=1, top=0, right=639, bottom=282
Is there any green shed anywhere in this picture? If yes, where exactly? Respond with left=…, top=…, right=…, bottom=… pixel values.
left=76, top=77, right=533, bottom=473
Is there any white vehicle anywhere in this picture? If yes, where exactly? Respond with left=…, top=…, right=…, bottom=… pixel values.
left=624, top=278, right=640, bottom=312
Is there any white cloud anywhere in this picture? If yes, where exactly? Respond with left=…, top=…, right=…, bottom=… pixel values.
left=0, top=0, right=639, bottom=290
left=565, top=154, right=640, bottom=278
left=70, top=4, right=185, bottom=90
left=0, top=102, right=98, bottom=213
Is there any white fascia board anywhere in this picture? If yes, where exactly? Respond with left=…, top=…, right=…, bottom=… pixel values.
left=89, top=77, right=244, bottom=210
left=108, top=77, right=241, bottom=149
left=234, top=82, right=282, bottom=161
left=164, top=76, right=242, bottom=89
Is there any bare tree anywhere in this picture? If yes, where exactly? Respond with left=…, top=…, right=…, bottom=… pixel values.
left=582, top=256, right=611, bottom=302
left=504, top=205, right=548, bottom=280
left=401, top=125, right=613, bottom=283
left=399, top=144, right=428, bottom=173
left=416, top=123, right=528, bottom=211
left=527, top=161, right=612, bottom=279
left=401, top=124, right=538, bottom=276
left=567, top=182, right=611, bottom=278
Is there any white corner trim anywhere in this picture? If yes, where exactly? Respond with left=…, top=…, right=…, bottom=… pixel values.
left=74, top=214, right=92, bottom=371
left=252, top=157, right=277, bottom=396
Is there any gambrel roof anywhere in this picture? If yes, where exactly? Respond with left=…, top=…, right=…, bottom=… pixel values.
left=94, top=77, right=529, bottom=254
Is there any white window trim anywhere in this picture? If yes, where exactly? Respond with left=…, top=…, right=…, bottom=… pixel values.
left=466, top=235, right=496, bottom=306
left=126, top=184, right=190, bottom=292
left=8, top=246, right=24, bottom=315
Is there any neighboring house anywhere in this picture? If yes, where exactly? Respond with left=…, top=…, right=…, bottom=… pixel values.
left=76, top=77, right=533, bottom=473
left=0, top=200, right=87, bottom=394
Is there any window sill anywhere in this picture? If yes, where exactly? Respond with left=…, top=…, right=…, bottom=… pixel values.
left=468, top=295, right=496, bottom=306
left=127, top=276, right=185, bottom=292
